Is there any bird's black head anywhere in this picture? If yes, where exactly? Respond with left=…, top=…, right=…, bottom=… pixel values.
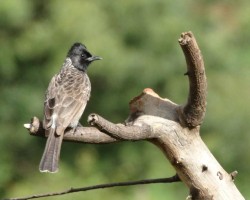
left=67, top=43, right=101, bottom=71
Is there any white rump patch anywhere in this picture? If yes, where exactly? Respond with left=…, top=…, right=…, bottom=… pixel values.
left=51, top=114, right=57, bottom=128
left=23, top=123, right=31, bottom=129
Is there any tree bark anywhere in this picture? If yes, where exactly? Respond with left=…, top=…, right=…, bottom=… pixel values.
left=25, top=32, right=245, bottom=200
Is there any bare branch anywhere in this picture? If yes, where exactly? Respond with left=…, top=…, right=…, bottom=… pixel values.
left=178, top=31, right=207, bottom=127
left=4, top=175, right=180, bottom=200
left=25, top=117, right=119, bottom=144
left=25, top=114, right=153, bottom=143
left=88, top=113, right=153, bottom=140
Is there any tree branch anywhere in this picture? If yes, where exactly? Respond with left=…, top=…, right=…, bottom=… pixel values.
left=178, top=31, right=207, bottom=128
left=25, top=117, right=119, bottom=144
left=88, top=113, right=154, bottom=140
left=25, top=115, right=153, bottom=143
left=4, top=175, right=180, bottom=200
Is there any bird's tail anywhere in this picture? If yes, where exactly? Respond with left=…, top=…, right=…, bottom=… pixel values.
left=39, top=128, right=63, bottom=173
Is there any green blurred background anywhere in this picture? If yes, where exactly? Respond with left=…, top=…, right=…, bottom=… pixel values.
left=1, top=0, right=249, bottom=199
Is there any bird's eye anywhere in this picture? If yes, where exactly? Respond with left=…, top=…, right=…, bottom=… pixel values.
left=81, top=54, right=86, bottom=58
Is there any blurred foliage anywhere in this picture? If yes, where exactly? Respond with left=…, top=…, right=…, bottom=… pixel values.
left=1, top=0, right=250, bottom=199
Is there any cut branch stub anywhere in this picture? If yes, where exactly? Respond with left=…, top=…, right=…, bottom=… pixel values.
left=127, top=88, right=179, bottom=123
left=178, top=31, right=207, bottom=128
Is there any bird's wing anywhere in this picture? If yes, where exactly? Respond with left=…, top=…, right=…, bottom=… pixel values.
left=43, top=75, right=57, bottom=131
left=57, top=72, right=91, bottom=130
left=44, top=66, right=91, bottom=136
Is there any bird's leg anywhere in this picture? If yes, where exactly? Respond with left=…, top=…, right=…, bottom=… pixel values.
left=68, top=122, right=83, bottom=135
left=77, top=122, right=83, bottom=127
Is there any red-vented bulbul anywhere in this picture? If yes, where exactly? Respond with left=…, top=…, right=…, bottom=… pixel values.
left=39, top=43, right=101, bottom=173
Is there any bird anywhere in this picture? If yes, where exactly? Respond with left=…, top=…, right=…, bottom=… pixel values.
left=39, top=43, right=101, bottom=173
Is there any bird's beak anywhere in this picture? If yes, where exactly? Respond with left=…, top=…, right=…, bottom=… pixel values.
left=86, top=56, right=102, bottom=62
